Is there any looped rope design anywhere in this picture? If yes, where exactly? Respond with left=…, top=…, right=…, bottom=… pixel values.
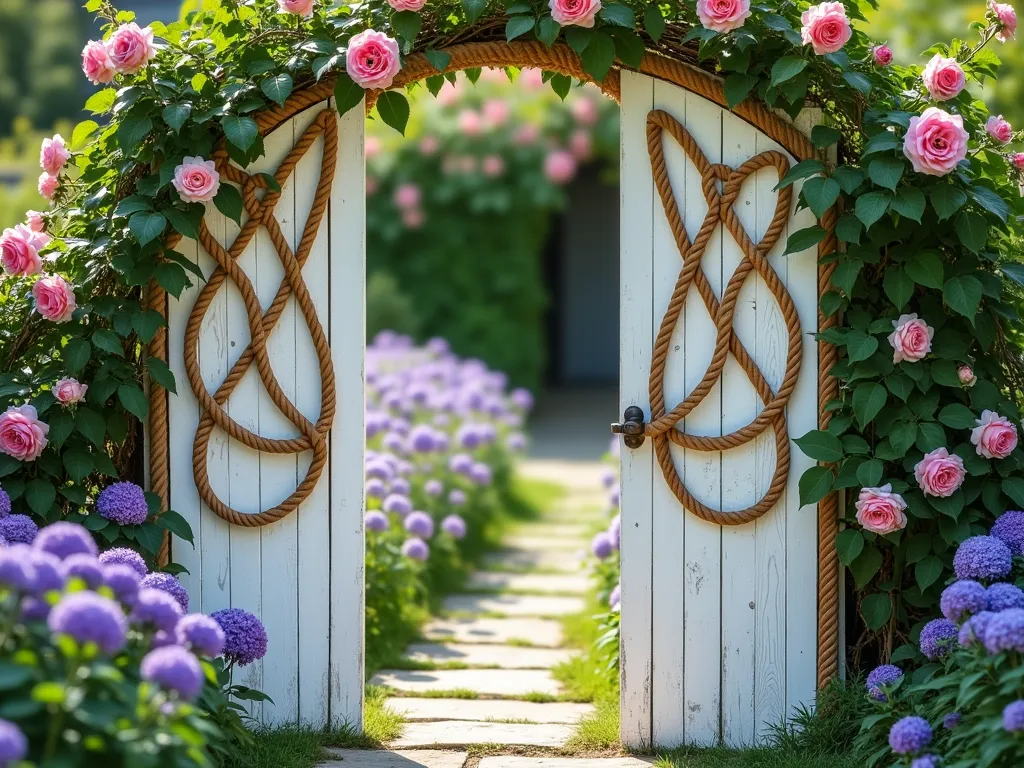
left=644, top=109, right=803, bottom=526
left=183, top=109, right=338, bottom=527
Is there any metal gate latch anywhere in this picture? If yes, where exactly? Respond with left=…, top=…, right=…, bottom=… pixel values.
left=611, top=406, right=646, bottom=449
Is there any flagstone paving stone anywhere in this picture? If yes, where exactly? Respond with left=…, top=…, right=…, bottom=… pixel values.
left=385, top=697, right=594, bottom=724
left=422, top=617, right=564, bottom=647
left=371, top=669, right=560, bottom=697
left=442, top=594, right=585, bottom=617
left=322, top=749, right=467, bottom=767
left=403, top=642, right=576, bottom=669
left=509, top=524, right=593, bottom=540
left=391, top=721, right=574, bottom=749
left=501, top=536, right=590, bottom=551
left=466, top=571, right=590, bottom=595
left=482, top=548, right=586, bottom=573
left=477, top=759, right=656, bottom=767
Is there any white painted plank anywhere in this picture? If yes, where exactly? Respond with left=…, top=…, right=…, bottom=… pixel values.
left=328, top=97, right=366, bottom=731
left=618, top=70, right=654, bottom=751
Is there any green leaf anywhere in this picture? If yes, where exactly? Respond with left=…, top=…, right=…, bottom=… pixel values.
left=76, top=408, right=106, bottom=447
left=117, top=116, right=153, bottom=150
left=155, top=510, right=195, bottom=546
left=128, top=212, right=167, bottom=246
left=644, top=3, right=666, bottom=41
left=784, top=225, right=826, bottom=255
left=836, top=529, right=865, bottom=566
left=904, top=250, right=944, bottom=289
left=867, top=156, right=905, bottom=190
left=505, top=15, right=535, bottom=41
left=146, top=357, right=177, bottom=394
left=154, top=262, right=189, bottom=299
left=889, top=421, right=918, bottom=454
left=135, top=523, right=165, bottom=555
left=883, top=267, right=914, bottom=310
left=861, top=592, right=891, bottom=630
left=221, top=115, right=259, bottom=151
left=863, top=132, right=901, bottom=156
left=392, top=9, right=422, bottom=41
left=600, top=2, right=635, bottom=26
left=581, top=31, right=616, bottom=81
left=549, top=74, right=571, bottom=100
left=64, top=339, right=91, bottom=374
left=929, top=185, right=968, bottom=221
left=937, top=403, right=978, bottom=429
left=802, top=177, right=840, bottom=219
left=163, top=207, right=201, bottom=241
left=1002, top=477, right=1024, bottom=507
left=776, top=159, right=825, bottom=189
left=213, top=185, right=244, bottom=225
left=461, top=0, right=487, bottom=23
left=969, top=185, right=1010, bottom=223
left=917, top=422, right=946, bottom=452
left=794, top=430, right=844, bottom=463
left=811, top=125, right=842, bottom=148
left=565, top=26, right=594, bottom=54
left=833, top=166, right=865, bottom=194
left=424, top=48, right=451, bottom=71
left=855, top=190, right=892, bottom=228
left=856, top=459, right=884, bottom=487
left=63, top=449, right=93, bottom=483
left=162, top=102, right=192, bottom=133
left=723, top=73, right=758, bottom=108
left=260, top=73, right=293, bottom=106
left=842, top=71, right=873, bottom=95
left=836, top=214, right=863, bottom=244
left=915, top=555, right=944, bottom=591
left=25, top=479, right=56, bottom=516
left=376, top=91, right=410, bottom=136
left=117, top=384, right=149, bottom=421
left=891, top=187, right=926, bottom=222
left=91, top=329, right=124, bottom=357
left=770, top=57, right=808, bottom=87
left=798, top=466, right=834, bottom=507
left=71, top=119, right=99, bottom=150
left=333, top=71, right=364, bottom=116
left=853, top=382, right=887, bottom=428
left=943, top=275, right=983, bottom=318
left=113, top=195, right=153, bottom=218
left=954, top=210, right=988, bottom=253
left=536, top=16, right=560, bottom=47
left=846, top=331, right=878, bottom=362
left=0, top=663, right=32, bottom=691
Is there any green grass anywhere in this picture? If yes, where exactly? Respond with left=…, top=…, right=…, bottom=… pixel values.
left=388, top=687, right=480, bottom=699
left=504, top=476, right=566, bottom=520
left=504, top=637, right=535, bottom=647
left=566, top=696, right=619, bottom=751
left=649, top=746, right=860, bottom=767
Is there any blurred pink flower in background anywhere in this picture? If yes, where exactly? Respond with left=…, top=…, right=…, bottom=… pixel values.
left=990, top=1, right=1018, bottom=41
left=457, top=156, right=477, bottom=174
left=545, top=150, right=577, bottom=184
left=520, top=69, right=545, bottom=90
left=571, top=97, right=599, bottom=126
left=366, top=176, right=378, bottom=195
left=401, top=208, right=425, bottom=229
left=458, top=109, right=483, bottom=136
left=419, top=135, right=439, bottom=155
left=483, top=99, right=511, bottom=127
left=365, top=136, right=382, bottom=158
left=393, top=183, right=422, bottom=210
left=437, top=80, right=462, bottom=106
left=570, top=130, right=592, bottom=160
left=1013, top=152, right=1024, bottom=170
left=514, top=124, right=540, bottom=145
left=482, top=155, right=505, bottom=177
left=481, top=68, right=507, bottom=83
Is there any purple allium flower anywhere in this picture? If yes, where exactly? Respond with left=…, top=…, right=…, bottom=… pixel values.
left=28, top=550, right=64, bottom=595
left=441, top=514, right=467, bottom=539
left=982, top=608, right=1024, bottom=654
left=99, top=547, right=148, bottom=577
left=943, top=712, right=961, bottom=730
left=0, top=718, right=27, bottom=764
left=865, top=664, right=903, bottom=702
left=940, top=580, right=987, bottom=622
left=991, top=510, right=1024, bottom=555
left=141, top=645, right=204, bottom=700
left=919, top=618, right=958, bottom=660
left=408, top=425, right=437, bottom=453
left=382, top=494, right=412, bottom=516
left=470, top=463, right=492, bottom=486
left=390, top=477, right=411, bottom=495
left=457, top=424, right=482, bottom=450
left=33, top=521, right=97, bottom=559
left=1003, top=700, right=1024, bottom=732
left=507, top=432, right=527, bottom=452
left=365, top=478, right=387, bottom=499
left=425, top=479, right=444, bottom=497
left=176, top=614, right=225, bottom=657
left=382, top=432, right=404, bottom=453
left=609, top=486, right=621, bottom=508
left=959, top=610, right=997, bottom=648
left=97, top=482, right=149, bottom=525
left=131, top=588, right=184, bottom=633
left=211, top=608, right=268, bottom=667
left=987, top=582, right=1024, bottom=612
left=405, top=511, right=435, bottom=538
left=889, top=715, right=932, bottom=755
left=366, top=459, right=394, bottom=482
left=103, top=564, right=141, bottom=605
left=592, top=531, right=614, bottom=560
left=365, top=510, right=389, bottom=532
left=0, top=514, right=38, bottom=545
left=402, top=537, right=429, bottom=561
left=609, top=583, right=621, bottom=609
left=21, top=597, right=50, bottom=621
left=62, top=553, right=104, bottom=588
left=600, top=468, right=616, bottom=489
left=449, top=453, right=473, bottom=474
left=151, top=629, right=177, bottom=649
left=609, top=515, right=621, bottom=550
left=426, top=337, right=449, bottom=356
left=449, top=489, right=466, bottom=507
left=141, top=572, right=189, bottom=612
left=911, top=757, right=940, bottom=768
left=0, top=485, right=10, bottom=517
left=510, top=388, right=533, bottom=410
left=953, top=535, right=1012, bottom=581
left=49, top=591, right=128, bottom=654
left=0, top=544, right=35, bottom=590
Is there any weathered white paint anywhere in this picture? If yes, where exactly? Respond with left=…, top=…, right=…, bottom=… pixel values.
left=619, top=73, right=821, bottom=748
left=164, top=100, right=365, bottom=728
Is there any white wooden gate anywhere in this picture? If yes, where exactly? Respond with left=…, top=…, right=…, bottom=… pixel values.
left=619, top=71, right=822, bottom=748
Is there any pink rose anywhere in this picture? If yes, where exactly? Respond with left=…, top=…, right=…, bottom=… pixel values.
left=903, top=107, right=969, bottom=177
left=365, top=136, right=382, bottom=158
left=107, top=23, right=156, bottom=74
left=82, top=40, right=116, bottom=85
left=971, top=410, right=1018, bottom=459
left=545, top=150, right=577, bottom=184
left=570, top=129, right=592, bottom=160
left=1, top=225, right=45, bottom=276
left=958, top=365, right=977, bottom=387
left=914, top=447, right=966, bottom=497
left=520, top=68, right=545, bottom=90
left=458, top=109, right=483, bottom=136
left=1014, top=152, right=1024, bottom=170
left=800, top=2, right=852, bottom=55
left=0, top=404, right=49, bottom=462
left=278, top=0, right=316, bottom=15
left=855, top=484, right=908, bottom=535
left=25, top=211, right=45, bottom=233
left=888, top=313, right=934, bottom=363
left=346, top=29, right=401, bottom=90
left=571, top=97, right=599, bottom=126
left=990, top=1, right=1018, bottom=42
left=419, top=136, right=439, bottom=155
left=697, top=0, right=752, bottom=33
left=32, top=275, right=77, bottom=323
left=172, top=156, right=221, bottom=203
left=922, top=55, right=966, bottom=101
left=873, top=45, right=893, bottom=66
left=393, top=183, right=421, bottom=210
left=549, top=0, right=602, bottom=28
left=515, top=124, right=540, bottom=145
left=387, top=0, right=426, bottom=10
left=483, top=99, right=510, bottom=127
left=40, top=135, right=71, bottom=176
left=986, top=114, right=1013, bottom=144
left=38, top=173, right=59, bottom=201
left=54, top=377, right=88, bottom=406
left=482, top=155, right=505, bottom=177
left=401, top=209, right=424, bottom=229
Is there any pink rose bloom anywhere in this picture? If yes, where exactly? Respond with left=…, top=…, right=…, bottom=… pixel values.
left=40, top=135, right=71, bottom=175
left=82, top=40, right=116, bottom=85
left=483, top=99, right=510, bottom=127
left=888, top=313, right=934, bottom=363
left=571, top=97, right=599, bottom=126
left=401, top=208, right=424, bottom=229
left=915, top=448, right=966, bottom=497
left=986, top=114, right=1013, bottom=144
left=800, top=2, right=852, bottom=55
left=990, top=1, right=1018, bottom=42
left=107, top=23, right=157, bottom=74
left=278, top=0, right=315, bottom=15
left=697, top=0, right=752, bottom=33
left=458, top=109, right=483, bottom=136
left=419, top=136, right=439, bottom=155
left=0, top=404, right=49, bottom=462
left=971, top=410, right=1018, bottom=459
left=922, top=55, right=966, bottom=101
left=393, top=183, right=421, bottom=210
left=545, top=149, right=577, bottom=184
left=1014, top=152, right=1024, bottom=170
left=54, top=377, right=88, bottom=406
left=25, top=211, right=45, bottom=233
left=387, top=0, right=426, bottom=9
left=172, top=156, right=221, bottom=203
left=38, top=173, right=59, bottom=201
left=855, top=484, right=908, bottom=535
left=549, top=0, right=602, bottom=28
left=873, top=45, right=893, bottom=66
left=436, top=80, right=460, bottom=106
left=520, top=68, right=545, bottom=90
left=514, top=123, right=540, bottom=145
left=903, top=107, right=969, bottom=176
left=570, top=129, right=592, bottom=160
left=346, top=29, right=401, bottom=90
left=365, top=136, right=382, bottom=159
left=958, top=365, right=977, bottom=387
left=1, top=224, right=45, bottom=276
left=32, top=275, right=77, bottom=323
left=482, top=155, right=505, bottom=177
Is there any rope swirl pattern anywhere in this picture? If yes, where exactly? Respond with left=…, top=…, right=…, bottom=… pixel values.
left=644, top=109, right=802, bottom=526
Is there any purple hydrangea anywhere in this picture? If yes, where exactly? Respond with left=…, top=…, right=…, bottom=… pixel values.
left=96, top=481, right=149, bottom=525
left=151, top=629, right=177, bottom=649
left=365, top=459, right=394, bottom=482
left=449, top=489, right=466, bottom=507
left=600, top=468, right=616, bottom=489
left=991, top=510, right=1024, bottom=555
left=982, top=608, right=1024, bottom=654
left=390, top=477, right=411, bottom=495
left=0, top=544, right=35, bottom=590
left=959, top=610, right=997, bottom=648
left=510, top=388, right=533, bottom=410
left=608, top=515, right=621, bottom=550
left=953, top=535, right=1012, bottom=581
left=103, top=564, right=141, bottom=606
left=1003, top=700, right=1024, bottom=732
left=592, top=531, right=614, bottom=560
left=141, top=645, right=204, bottom=700
left=940, top=580, right=987, bottom=622
left=609, top=486, right=620, bottom=508
left=49, top=591, right=128, bottom=654
left=365, top=478, right=387, bottom=499
left=408, top=425, right=437, bottom=453
left=141, top=572, right=189, bottom=612
left=987, top=582, right=1024, bottom=612
left=33, top=521, right=97, bottom=559
left=470, top=463, right=492, bottom=486
left=364, top=510, right=389, bottom=533
left=176, top=614, right=225, bottom=658
left=449, top=454, right=473, bottom=474
left=0, top=514, right=38, bottom=545
left=402, top=537, right=429, bottom=561
left=382, top=432, right=404, bottom=453
left=943, top=712, right=961, bottom=730
left=405, top=511, right=435, bottom=538
left=457, top=424, right=482, bottom=450
left=919, top=618, right=958, bottom=660
left=211, top=607, right=268, bottom=667
left=382, top=494, right=412, bottom=516
left=131, top=588, right=184, bottom=633
left=911, top=757, right=940, bottom=768
left=506, top=432, right=527, bottom=452
left=441, top=514, right=467, bottom=539
left=99, top=547, right=148, bottom=577
left=0, top=485, right=10, bottom=517
left=28, top=550, right=64, bottom=596
left=21, top=597, right=50, bottom=622
left=424, top=479, right=444, bottom=497
left=865, top=664, right=903, bottom=702
left=0, top=718, right=27, bottom=764
left=889, top=715, right=933, bottom=755
left=63, top=553, right=104, bottom=589
left=609, top=583, right=621, bottom=609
